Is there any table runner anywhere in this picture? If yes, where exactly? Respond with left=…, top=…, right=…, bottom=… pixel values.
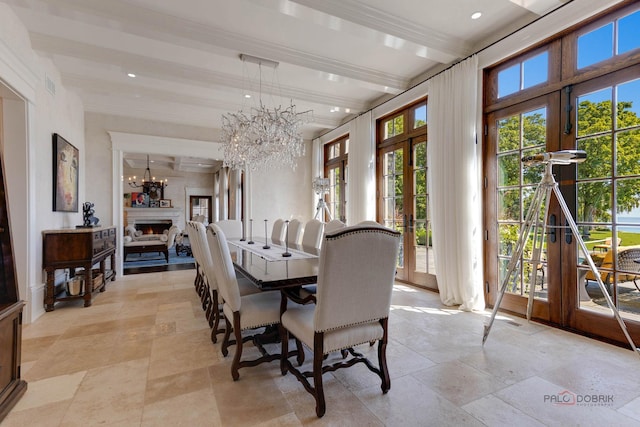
left=228, top=239, right=317, bottom=262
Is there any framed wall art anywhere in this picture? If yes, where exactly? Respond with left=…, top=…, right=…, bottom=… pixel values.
left=52, top=133, right=79, bottom=212
left=160, top=199, right=171, bottom=208
left=131, top=192, right=149, bottom=207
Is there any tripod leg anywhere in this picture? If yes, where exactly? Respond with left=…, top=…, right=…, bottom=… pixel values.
left=483, top=182, right=550, bottom=344
left=526, top=184, right=553, bottom=320
left=552, top=186, right=640, bottom=357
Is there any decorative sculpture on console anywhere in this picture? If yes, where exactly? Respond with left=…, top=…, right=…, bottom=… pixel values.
left=81, top=202, right=99, bottom=227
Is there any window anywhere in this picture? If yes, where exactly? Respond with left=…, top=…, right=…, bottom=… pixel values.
left=323, top=136, right=348, bottom=222
left=577, top=9, right=640, bottom=69
left=382, top=114, right=404, bottom=140
left=497, top=51, right=550, bottom=98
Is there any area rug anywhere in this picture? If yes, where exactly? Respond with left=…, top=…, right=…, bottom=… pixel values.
left=123, top=250, right=195, bottom=269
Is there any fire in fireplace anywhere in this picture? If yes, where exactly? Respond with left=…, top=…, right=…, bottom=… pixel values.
left=136, top=220, right=172, bottom=235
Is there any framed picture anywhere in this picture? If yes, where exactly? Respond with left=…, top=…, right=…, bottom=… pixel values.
left=160, top=199, right=171, bottom=208
left=149, top=200, right=159, bottom=208
left=131, top=192, right=149, bottom=207
left=53, top=133, right=79, bottom=212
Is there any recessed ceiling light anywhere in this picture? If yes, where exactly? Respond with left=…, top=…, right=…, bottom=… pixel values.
left=244, top=94, right=251, bottom=99
left=127, top=73, right=136, bottom=78
left=471, top=12, right=482, bottom=20
left=345, top=108, right=351, bottom=113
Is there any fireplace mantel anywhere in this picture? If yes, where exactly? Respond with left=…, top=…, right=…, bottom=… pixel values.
left=124, top=208, right=182, bottom=227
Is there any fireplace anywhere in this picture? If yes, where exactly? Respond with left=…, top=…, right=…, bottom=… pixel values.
left=136, top=220, right=172, bottom=235
left=124, top=207, right=182, bottom=231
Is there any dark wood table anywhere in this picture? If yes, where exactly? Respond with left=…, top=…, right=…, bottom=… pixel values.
left=228, top=239, right=319, bottom=290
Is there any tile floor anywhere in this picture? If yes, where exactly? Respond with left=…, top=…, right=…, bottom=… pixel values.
left=4, top=269, right=640, bottom=426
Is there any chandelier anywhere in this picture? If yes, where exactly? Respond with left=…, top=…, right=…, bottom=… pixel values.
left=127, top=155, right=167, bottom=200
left=312, top=176, right=330, bottom=196
left=221, top=54, right=310, bottom=171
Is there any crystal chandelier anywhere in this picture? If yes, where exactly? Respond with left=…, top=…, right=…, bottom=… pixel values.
left=221, top=54, right=310, bottom=171
left=312, top=176, right=330, bottom=196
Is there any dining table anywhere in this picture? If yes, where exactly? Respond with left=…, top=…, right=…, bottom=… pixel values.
left=227, top=238, right=320, bottom=291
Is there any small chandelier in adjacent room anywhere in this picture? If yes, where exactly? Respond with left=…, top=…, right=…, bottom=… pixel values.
left=221, top=54, right=311, bottom=171
left=127, top=155, right=168, bottom=200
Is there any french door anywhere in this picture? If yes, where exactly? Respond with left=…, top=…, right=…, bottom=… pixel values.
left=486, top=69, right=640, bottom=344
left=379, top=134, right=435, bottom=288
left=565, top=66, right=640, bottom=343
left=485, top=93, right=561, bottom=323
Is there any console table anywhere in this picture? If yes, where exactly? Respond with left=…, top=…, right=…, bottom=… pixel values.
left=42, top=226, right=116, bottom=311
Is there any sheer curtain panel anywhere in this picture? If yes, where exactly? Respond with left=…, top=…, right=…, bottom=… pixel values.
left=347, top=111, right=375, bottom=224
left=427, top=55, right=484, bottom=311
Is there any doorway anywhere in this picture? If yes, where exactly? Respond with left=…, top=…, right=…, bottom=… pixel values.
left=190, top=195, right=212, bottom=223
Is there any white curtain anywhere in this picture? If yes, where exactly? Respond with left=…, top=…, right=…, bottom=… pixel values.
left=311, top=138, right=323, bottom=214
left=347, top=111, right=375, bottom=224
left=427, top=55, right=484, bottom=311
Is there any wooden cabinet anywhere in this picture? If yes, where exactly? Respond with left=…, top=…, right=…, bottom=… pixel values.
left=42, top=226, right=116, bottom=311
left=0, top=151, right=26, bottom=421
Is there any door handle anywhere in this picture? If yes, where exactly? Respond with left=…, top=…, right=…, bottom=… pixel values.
left=409, top=214, right=414, bottom=232
left=549, top=214, right=556, bottom=243
left=403, top=214, right=408, bottom=231
left=565, top=220, right=572, bottom=244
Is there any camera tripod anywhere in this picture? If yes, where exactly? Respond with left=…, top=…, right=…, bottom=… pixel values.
left=314, top=197, right=332, bottom=221
left=482, top=151, right=640, bottom=357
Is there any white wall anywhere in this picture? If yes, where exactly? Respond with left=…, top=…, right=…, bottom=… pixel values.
left=0, top=4, right=85, bottom=323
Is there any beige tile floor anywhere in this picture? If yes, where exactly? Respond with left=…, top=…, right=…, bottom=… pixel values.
left=4, top=269, right=640, bottom=426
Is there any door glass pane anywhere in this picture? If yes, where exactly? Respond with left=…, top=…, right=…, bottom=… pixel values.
left=616, top=80, right=640, bottom=130
left=577, top=181, right=612, bottom=224
left=498, top=189, right=520, bottom=221
left=498, top=153, right=520, bottom=186
left=577, top=23, right=614, bottom=69
left=496, top=106, right=548, bottom=299
left=328, top=166, right=341, bottom=221
left=577, top=136, right=612, bottom=179
left=577, top=88, right=612, bottom=137
left=382, top=149, right=404, bottom=268
left=616, top=130, right=640, bottom=176
left=413, top=141, right=430, bottom=275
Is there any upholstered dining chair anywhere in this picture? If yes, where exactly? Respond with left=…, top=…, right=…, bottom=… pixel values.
left=213, top=219, right=243, bottom=240
left=189, top=222, right=259, bottom=343
left=186, top=221, right=214, bottom=328
left=280, top=224, right=401, bottom=417
left=286, top=219, right=303, bottom=246
left=323, top=219, right=345, bottom=234
left=271, top=218, right=286, bottom=245
left=207, top=224, right=282, bottom=380
left=301, top=219, right=324, bottom=251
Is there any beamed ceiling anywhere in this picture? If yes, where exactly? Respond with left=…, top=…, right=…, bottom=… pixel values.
left=3, top=0, right=572, bottom=171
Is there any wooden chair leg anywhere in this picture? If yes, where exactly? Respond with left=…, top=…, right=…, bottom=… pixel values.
left=221, top=314, right=232, bottom=357
left=378, top=318, right=390, bottom=393
left=231, top=311, right=243, bottom=381
left=211, top=290, right=221, bottom=343
left=296, top=339, right=305, bottom=366
left=280, top=326, right=289, bottom=375
left=313, top=332, right=326, bottom=418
